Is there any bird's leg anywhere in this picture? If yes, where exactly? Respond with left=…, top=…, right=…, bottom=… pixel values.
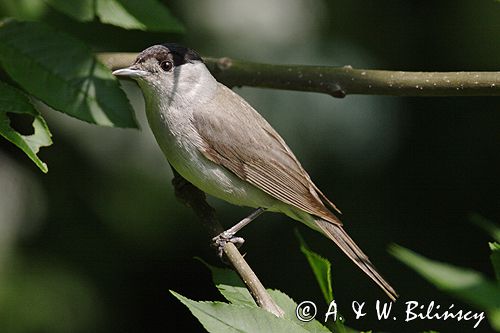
left=212, top=208, right=265, bottom=258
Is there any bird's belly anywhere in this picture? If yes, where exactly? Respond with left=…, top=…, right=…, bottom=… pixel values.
left=168, top=144, right=276, bottom=208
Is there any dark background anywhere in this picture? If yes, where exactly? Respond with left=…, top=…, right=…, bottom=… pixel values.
left=0, top=0, right=498, bottom=332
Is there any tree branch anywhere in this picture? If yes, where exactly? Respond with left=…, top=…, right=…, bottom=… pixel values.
left=170, top=168, right=284, bottom=318
left=97, top=52, right=500, bottom=97
left=99, top=49, right=498, bottom=315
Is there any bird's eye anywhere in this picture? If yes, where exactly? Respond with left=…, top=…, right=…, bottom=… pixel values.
left=160, top=60, right=173, bottom=72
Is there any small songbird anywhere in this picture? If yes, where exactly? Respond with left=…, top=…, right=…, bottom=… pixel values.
left=113, top=43, right=397, bottom=301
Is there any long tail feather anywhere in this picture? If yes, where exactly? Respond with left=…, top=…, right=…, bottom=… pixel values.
left=315, top=218, right=398, bottom=301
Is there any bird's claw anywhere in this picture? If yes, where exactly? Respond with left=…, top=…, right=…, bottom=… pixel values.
left=212, top=231, right=245, bottom=258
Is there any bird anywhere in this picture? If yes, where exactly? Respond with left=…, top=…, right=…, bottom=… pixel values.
left=112, top=43, right=397, bottom=301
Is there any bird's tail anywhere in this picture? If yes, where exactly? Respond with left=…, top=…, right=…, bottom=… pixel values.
left=315, top=218, right=398, bottom=301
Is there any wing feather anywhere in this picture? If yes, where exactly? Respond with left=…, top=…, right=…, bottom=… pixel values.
left=193, top=84, right=341, bottom=225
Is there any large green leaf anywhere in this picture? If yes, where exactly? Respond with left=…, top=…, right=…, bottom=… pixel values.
left=199, top=259, right=332, bottom=333
left=45, top=0, right=184, bottom=32
left=391, top=244, right=500, bottom=331
left=44, top=0, right=93, bottom=21
left=171, top=291, right=312, bottom=333
left=0, top=81, right=51, bottom=172
left=0, top=19, right=137, bottom=128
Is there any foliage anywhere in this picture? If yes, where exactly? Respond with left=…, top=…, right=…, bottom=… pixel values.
left=391, top=217, right=500, bottom=331
left=0, top=0, right=183, bottom=171
left=178, top=223, right=500, bottom=332
left=45, top=0, right=184, bottom=32
left=0, top=81, right=51, bottom=172
left=174, top=238, right=361, bottom=333
left=295, top=229, right=334, bottom=304
left=174, top=257, right=331, bottom=333
left=0, top=1, right=497, bottom=332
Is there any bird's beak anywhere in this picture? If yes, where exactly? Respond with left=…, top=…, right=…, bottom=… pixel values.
left=112, top=66, right=149, bottom=78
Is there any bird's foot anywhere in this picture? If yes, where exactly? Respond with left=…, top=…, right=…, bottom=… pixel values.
left=212, top=231, right=245, bottom=258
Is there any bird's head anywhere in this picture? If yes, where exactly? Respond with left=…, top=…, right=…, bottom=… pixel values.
left=112, top=43, right=208, bottom=100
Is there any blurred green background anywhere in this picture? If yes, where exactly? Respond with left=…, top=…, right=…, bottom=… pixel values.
left=0, top=0, right=498, bottom=332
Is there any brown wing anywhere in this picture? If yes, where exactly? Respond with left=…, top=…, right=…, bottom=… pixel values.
left=192, top=84, right=341, bottom=225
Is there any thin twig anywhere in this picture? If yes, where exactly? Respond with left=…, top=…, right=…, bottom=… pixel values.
left=170, top=168, right=284, bottom=318
left=97, top=52, right=500, bottom=97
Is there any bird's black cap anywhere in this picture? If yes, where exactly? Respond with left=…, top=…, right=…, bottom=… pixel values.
left=134, top=43, right=203, bottom=67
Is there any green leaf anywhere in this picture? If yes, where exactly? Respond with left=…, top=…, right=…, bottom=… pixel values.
left=199, top=259, right=332, bottom=333
left=491, top=243, right=500, bottom=251
left=0, top=81, right=52, bottom=172
left=97, top=0, right=184, bottom=32
left=267, top=289, right=332, bottom=333
left=216, top=284, right=256, bottom=308
left=171, top=290, right=312, bottom=333
left=0, top=19, right=137, bottom=128
left=196, top=258, right=255, bottom=307
left=296, top=230, right=334, bottom=303
left=44, top=0, right=93, bottom=21
left=197, top=257, right=246, bottom=288
left=490, top=242, right=500, bottom=282
left=390, top=244, right=500, bottom=330
left=470, top=213, right=500, bottom=243
left=295, top=231, right=351, bottom=332
left=46, top=0, right=184, bottom=32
